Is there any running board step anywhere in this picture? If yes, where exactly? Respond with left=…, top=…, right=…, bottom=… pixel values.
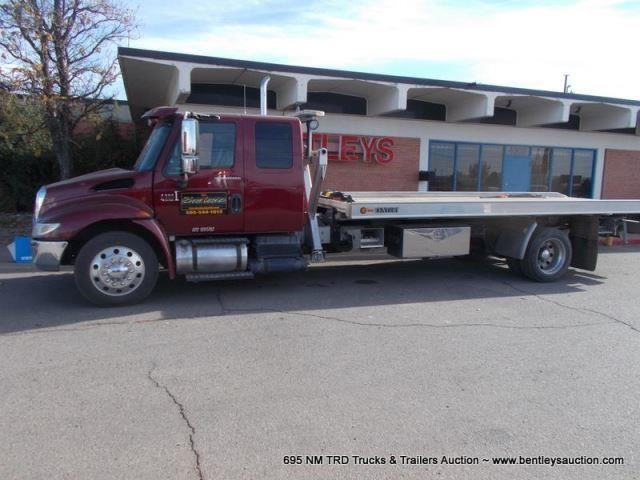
left=185, top=271, right=254, bottom=283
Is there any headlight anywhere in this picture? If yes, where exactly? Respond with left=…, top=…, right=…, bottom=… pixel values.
left=34, top=186, right=46, bottom=221
left=32, top=222, right=60, bottom=237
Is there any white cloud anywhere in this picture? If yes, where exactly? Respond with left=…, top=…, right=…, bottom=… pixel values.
left=129, top=0, right=640, bottom=99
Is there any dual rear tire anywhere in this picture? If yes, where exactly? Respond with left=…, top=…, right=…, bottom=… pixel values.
left=507, top=227, right=572, bottom=282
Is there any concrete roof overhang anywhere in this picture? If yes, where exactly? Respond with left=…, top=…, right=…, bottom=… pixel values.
left=306, top=78, right=404, bottom=115
left=407, top=87, right=494, bottom=122
left=119, top=57, right=180, bottom=120
left=118, top=47, right=640, bottom=134
left=570, top=102, right=640, bottom=131
left=493, top=95, right=569, bottom=127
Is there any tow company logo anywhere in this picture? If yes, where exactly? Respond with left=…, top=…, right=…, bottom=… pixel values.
left=304, top=133, right=395, bottom=164
left=359, top=206, right=399, bottom=215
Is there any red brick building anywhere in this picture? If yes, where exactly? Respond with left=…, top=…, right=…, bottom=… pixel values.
left=119, top=48, right=640, bottom=199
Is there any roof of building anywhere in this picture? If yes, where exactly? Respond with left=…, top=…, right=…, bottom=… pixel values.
left=119, top=47, right=640, bottom=107
left=118, top=47, right=640, bottom=134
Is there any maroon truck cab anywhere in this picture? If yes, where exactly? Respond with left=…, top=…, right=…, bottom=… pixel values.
left=32, top=109, right=311, bottom=305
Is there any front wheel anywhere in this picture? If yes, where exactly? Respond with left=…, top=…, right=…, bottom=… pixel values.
left=521, top=227, right=572, bottom=282
left=74, top=231, right=159, bottom=306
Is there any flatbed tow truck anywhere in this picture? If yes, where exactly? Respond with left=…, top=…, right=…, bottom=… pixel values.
left=30, top=92, right=640, bottom=305
left=315, top=189, right=640, bottom=279
left=320, top=191, right=640, bottom=221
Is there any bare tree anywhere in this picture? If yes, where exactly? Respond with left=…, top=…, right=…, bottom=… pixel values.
left=0, top=0, right=135, bottom=179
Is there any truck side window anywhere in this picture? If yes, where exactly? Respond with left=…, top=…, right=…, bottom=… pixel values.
left=200, top=122, right=235, bottom=168
left=164, top=122, right=235, bottom=176
left=256, top=123, right=293, bottom=169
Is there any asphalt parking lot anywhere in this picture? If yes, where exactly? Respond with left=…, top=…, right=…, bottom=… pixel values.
left=1, top=247, right=639, bottom=480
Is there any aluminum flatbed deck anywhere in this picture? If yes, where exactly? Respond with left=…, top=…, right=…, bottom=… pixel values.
left=318, top=191, right=640, bottom=220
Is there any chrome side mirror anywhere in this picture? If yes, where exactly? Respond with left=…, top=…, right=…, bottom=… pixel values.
left=181, top=156, right=199, bottom=176
left=181, top=117, right=199, bottom=176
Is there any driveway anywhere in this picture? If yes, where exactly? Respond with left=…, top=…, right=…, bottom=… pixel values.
left=1, top=248, right=639, bottom=479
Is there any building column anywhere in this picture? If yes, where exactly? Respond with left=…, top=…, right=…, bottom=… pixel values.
left=446, top=91, right=496, bottom=122
left=275, top=77, right=308, bottom=110
left=367, top=85, right=408, bottom=116
left=165, top=63, right=192, bottom=105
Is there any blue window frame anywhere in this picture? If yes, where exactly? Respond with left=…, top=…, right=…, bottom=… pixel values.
left=428, top=140, right=596, bottom=198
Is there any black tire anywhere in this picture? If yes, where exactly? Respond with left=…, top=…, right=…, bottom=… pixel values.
left=521, top=227, right=572, bottom=282
left=74, top=231, right=159, bottom=306
left=506, top=257, right=524, bottom=277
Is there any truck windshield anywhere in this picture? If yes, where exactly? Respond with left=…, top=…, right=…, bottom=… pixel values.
left=134, top=122, right=172, bottom=171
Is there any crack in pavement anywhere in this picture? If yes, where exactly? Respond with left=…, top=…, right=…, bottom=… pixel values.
left=215, top=290, right=610, bottom=330
left=282, top=310, right=610, bottom=330
left=500, top=279, right=640, bottom=335
left=1, top=313, right=605, bottom=337
left=147, top=365, right=204, bottom=480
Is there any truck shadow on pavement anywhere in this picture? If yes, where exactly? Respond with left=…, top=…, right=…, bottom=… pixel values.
left=0, top=256, right=610, bottom=335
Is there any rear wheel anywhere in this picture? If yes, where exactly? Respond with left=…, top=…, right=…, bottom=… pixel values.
left=521, top=227, right=572, bottom=282
left=74, top=231, right=158, bottom=306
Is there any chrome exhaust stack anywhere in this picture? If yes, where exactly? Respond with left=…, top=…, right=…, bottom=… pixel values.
left=259, top=76, right=271, bottom=116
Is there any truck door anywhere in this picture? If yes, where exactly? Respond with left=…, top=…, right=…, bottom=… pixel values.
left=242, top=117, right=305, bottom=233
left=153, top=118, right=244, bottom=235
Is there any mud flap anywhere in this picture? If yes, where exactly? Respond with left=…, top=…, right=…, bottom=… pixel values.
left=569, top=216, right=598, bottom=271
left=493, top=218, right=537, bottom=260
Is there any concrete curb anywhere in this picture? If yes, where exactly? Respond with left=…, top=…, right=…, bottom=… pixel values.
left=0, top=262, right=73, bottom=274
left=0, top=263, right=36, bottom=274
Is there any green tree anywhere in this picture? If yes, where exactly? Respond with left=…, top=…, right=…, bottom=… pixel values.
left=72, top=109, right=140, bottom=174
left=0, top=91, right=139, bottom=211
left=0, top=90, right=55, bottom=210
left=0, top=0, right=135, bottom=179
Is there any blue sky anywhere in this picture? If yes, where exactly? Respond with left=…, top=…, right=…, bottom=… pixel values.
left=114, top=0, right=640, bottom=100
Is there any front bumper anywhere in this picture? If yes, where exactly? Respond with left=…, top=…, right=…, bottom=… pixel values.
left=31, top=240, right=68, bottom=271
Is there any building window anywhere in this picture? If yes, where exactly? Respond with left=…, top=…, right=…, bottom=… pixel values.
left=477, top=107, right=517, bottom=126
left=304, top=92, right=366, bottom=115
left=572, top=149, right=595, bottom=198
left=429, top=141, right=595, bottom=198
left=480, top=145, right=503, bottom=191
left=530, top=147, right=551, bottom=192
left=550, top=148, right=572, bottom=195
left=384, top=99, right=446, bottom=120
left=186, top=84, right=277, bottom=109
left=429, top=142, right=455, bottom=190
left=255, top=123, right=293, bottom=169
left=456, top=143, right=480, bottom=191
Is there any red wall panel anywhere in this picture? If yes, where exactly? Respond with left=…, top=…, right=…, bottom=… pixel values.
left=310, top=133, right=421, bottom=192
left=602, top=149, right=640, bottom=199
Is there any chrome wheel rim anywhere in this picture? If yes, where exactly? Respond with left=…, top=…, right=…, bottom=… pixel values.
left=90, top=246, right=145, bottom=296
left=536, top=239, right=566, bottom=276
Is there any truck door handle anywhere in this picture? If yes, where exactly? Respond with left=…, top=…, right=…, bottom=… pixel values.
left=230, top=194, right=242, bottom=214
